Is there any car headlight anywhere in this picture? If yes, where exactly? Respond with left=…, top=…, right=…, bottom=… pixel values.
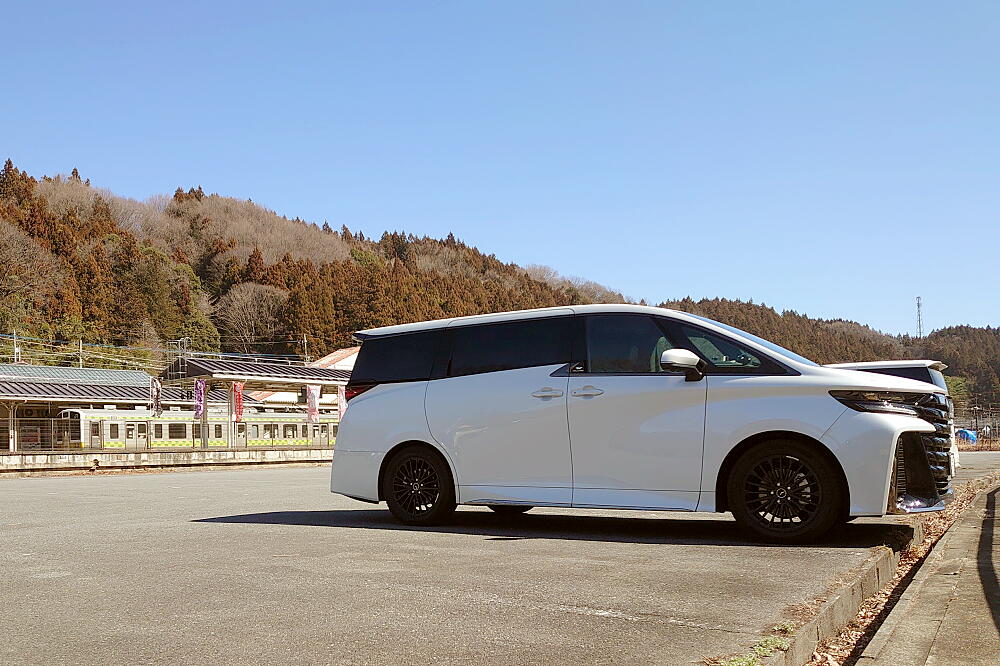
left=829, top=390, right=922, bottom=416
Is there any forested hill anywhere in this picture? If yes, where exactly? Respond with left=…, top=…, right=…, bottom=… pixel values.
left=0, top=160, right=996, bottom=404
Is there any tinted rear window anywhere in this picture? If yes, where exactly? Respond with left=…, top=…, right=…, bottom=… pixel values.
left=448, top=317, right=574, bottom=377
left=857, top=366, right=946, bottom=389
left=350, top=331, right=440, bottom=385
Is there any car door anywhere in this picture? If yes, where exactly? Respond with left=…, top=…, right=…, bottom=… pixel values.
left=568, top=314, right=707, bottom=510
left=424, top=314, right=576, bottom=506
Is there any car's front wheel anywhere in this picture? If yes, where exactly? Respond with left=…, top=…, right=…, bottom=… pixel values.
left=382, top=445, right=456, bottom=526
left=727, top=439, right=844, bottom=544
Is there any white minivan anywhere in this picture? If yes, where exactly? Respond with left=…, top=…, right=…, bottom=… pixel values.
left=331, top=305, right=952, bottom=542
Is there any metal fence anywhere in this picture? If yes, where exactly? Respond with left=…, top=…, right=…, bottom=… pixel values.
left=954, top=406, right=998, bottom=434
left=2, top=418, right=336, bottom=453
left=953, top=406, right=998, bottom=450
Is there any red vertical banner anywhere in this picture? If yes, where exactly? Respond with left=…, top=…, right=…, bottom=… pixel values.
left=306, top=385, right=320, bottom=424
left=233, top=381, right=244, bottom=423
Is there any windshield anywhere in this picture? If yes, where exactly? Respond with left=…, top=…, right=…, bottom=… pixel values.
left=680, top=313, right=820, bottom=366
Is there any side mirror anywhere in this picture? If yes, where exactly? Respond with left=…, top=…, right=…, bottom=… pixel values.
left=660, top=348, right=706, bottom=382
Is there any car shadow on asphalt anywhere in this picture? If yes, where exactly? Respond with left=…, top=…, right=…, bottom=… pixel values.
left=194, top=508, right=916, bottom=549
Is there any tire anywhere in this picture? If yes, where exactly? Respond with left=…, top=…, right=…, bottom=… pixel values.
left=488, top=505, right=532, bottom=516
left=382, top=445, right=456, bottom=526
left=727, top=439, right=844, bottom=544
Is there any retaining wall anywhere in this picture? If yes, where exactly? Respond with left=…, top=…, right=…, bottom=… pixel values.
left=0, top=448, right=333, bottom=474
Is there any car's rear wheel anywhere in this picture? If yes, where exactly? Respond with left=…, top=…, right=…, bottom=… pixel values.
left=487, top=505, right=532, bottom=515
left=382, top=445, right=456, bottom=526
left=727, top=439, right=844, bottom=544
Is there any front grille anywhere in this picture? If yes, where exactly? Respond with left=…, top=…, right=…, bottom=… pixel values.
left=894, top=443, right=907, bottom=496
left=915, top=395, right=952, bottom=496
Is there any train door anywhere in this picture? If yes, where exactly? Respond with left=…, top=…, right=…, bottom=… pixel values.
left=125, top=422, right=137, bottom=449
left=105, top=422, right=123, bottom=448
left=136, top=423, right=148, bottom=448
left=89, top=421, right=102, bottom=447
left=235, top=422, right=247, bottom=446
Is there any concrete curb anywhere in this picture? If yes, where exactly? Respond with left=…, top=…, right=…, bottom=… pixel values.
left=856, top=479, right=1000, bottom=664
left=768, top=520, right=925, bottom=666
left=0, top=448, right=333, bottom=476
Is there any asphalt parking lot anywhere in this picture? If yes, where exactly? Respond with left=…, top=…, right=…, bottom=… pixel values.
left=0, top=463, right=970, bottom=665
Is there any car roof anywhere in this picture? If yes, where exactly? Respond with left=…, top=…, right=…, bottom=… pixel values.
left=354, top=304, right=698, bottom=339
left=826, top=359, right=947, bottom=372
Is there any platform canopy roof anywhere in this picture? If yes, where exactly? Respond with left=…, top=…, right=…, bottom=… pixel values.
left=160, top=358, right=351, bottom=391
left=0, top=364, right=151, bottom=387
left=0, top=380, right=239, bottom=406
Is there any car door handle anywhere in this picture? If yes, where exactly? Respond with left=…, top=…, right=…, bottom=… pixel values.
left=531, top=387, right=564, bottom=398
left=572, top=385, right=604, bottom=397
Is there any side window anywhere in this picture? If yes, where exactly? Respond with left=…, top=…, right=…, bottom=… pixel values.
left=168, top=423, right=186, bottom=439
left=214, top=424, right=223, bottom=439
left=350, top=330, right=441, bottom=384
left=677, top=325, right=763, bottom=371
left=448, top=317, right=574, bottom=377
left=109, top=423, right=120, bottom=439
left=585, top=315, right=675, bottom=373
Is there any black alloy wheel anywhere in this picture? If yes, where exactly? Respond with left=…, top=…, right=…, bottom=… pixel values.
left=383, top=445, right=456, bottom=526
left=487, top=505, right=533, bottom=516
left=745, top=454, right=822, bottom=526
left=728, top=439, right=844, bottom=543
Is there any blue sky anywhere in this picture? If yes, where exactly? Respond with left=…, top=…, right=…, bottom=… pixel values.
left=3, top=1, right=998, bottom=335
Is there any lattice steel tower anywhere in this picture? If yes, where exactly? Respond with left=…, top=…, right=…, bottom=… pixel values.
left=916, top=296, right=924, bottom=339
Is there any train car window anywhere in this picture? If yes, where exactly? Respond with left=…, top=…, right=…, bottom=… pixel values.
left=168, top=423, right=186, bottom=439
left=109, top=423, right=120, bottom=439
left=214, top=425, right=223, bottom=439
left=154, top=424, right=163, bottom=439
left=283, top=424, right=297, bottom=439
left=138, top=424, right=147, bottom=435
left=193, top=424, right=201, bottom=439
left=91, top=423, right=100, bottom=437
left=126, top=424, right=135, bottom=439
left=251, top=425, right=260, bottom=438
left=301, top=425, right=308, bottom=438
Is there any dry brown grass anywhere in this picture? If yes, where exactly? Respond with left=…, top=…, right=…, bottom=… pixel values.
left=806, top=471, right=1000, bottom=665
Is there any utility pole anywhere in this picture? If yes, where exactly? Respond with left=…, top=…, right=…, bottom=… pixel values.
left=78, top=339, right=84, bottom=368
left=916, top=296, right=924, bottom=339
left=12, top=329, right=20, bottom=364
left=302, top=334, right=310, bottom=363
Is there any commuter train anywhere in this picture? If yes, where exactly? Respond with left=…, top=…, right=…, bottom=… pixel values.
left=52, top=407, right=339, bottom=449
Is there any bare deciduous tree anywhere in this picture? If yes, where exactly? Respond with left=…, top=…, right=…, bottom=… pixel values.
left=0, top=221, right=61, bottom=300
left=523, top=263, right=628, bottom=304
left=214, top=283, right=289, bottom=353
